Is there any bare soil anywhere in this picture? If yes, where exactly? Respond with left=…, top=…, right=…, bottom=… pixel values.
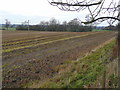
left=2, top=30, right=116, bottom=88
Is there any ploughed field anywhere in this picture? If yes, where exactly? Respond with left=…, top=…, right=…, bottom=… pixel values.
left=2, top=30, right=116, bottom=88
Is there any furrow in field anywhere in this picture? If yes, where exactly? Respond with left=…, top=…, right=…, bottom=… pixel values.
left=3, top=31, right=90, bottom=43
left=3, top=32, right=100, bottom=53
left=3, top=32, right=89, bottom=48
left=3, top=33, right=64, bottom=43
left=3, top=32, right=115, bottom=65
left=3, top=31, right=68, bottom=42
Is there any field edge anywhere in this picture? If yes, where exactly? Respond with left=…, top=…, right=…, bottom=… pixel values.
left=23, top=39, right=116, bottom=88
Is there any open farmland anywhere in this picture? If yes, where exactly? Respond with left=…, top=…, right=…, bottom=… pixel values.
left=2, top=30, right=116, bottom=88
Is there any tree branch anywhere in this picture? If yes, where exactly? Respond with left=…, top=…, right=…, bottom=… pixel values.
left=51, top=1, right=102, bottom=7
left=82, top=17, right=120, bottom=24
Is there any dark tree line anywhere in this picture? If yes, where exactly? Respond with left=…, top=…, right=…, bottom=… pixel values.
left=103, top=25, right=117, bottom=31
left=16, top=18, right=92, bottom=32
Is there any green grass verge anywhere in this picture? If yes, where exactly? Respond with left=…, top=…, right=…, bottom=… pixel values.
left=27, top=40, right=115, bottom=88
left=92, top=29, right=111, bottom=32
left=2, top=27, right=16, bottom=30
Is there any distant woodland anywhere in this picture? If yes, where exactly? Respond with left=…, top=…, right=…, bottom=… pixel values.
left=2, top=18, right=117, bottom=32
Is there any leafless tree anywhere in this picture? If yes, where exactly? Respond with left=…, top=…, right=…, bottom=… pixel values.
left=49, top=0, right=120, bottom=24
left=5, top=19, right=11, bottom=30
left=68, top=18, right=81, bottom=25
left=22, top=20, right=30, bottom=31
left=48, top=0, right=120, bottom=88
left=49, top=18, right=60, bottom=25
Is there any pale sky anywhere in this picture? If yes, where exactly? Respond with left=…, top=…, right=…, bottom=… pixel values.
left=0, top=0, right=119, bottom=26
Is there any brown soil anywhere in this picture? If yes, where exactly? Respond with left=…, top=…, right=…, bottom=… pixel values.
left=2, top=31, right=116, bottom=88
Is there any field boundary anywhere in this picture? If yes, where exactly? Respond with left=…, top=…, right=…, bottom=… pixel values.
left=77, top=37, right=116, bottom=61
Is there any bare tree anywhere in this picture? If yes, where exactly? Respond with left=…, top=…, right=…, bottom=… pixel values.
left=49, top=0, right=120, bottom=24
left=49, top=18, right=60, bottom=25
left=68, top=18, right=81, bottom=25
left=22, top=20, right=30, bottom=31
left=40, top=21, right=46, bottom=25
left=49, top=0, right=120, bottom=88
left=62, top=21, right=67, bottom=25
left=5, top=19, right=11, bottom=30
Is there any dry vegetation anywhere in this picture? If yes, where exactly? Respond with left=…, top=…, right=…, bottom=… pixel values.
left=2, top=30, right=116, bottom=88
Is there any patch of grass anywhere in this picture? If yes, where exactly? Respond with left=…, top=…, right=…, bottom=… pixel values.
left=2, top=63, right=9, bottom=68
left=21, top=80, right=39, bottom=88
left=26, top=40, right=115, bottom=88
left=2, top=28, right=16, bottom=30
left=92, top=29, right=111, bottom=32
left=109, top=74, right=118, bottom=86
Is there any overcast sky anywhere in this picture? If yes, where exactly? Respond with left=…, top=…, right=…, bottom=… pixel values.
left=0, top=0, right=119, bottom=26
